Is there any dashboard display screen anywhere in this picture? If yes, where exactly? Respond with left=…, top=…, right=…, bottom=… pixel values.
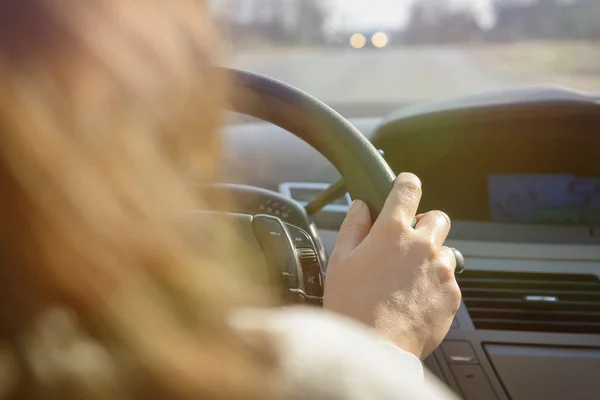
left=489, top=174, right=600, bottom=224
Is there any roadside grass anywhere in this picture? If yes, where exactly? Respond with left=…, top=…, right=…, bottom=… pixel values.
left=473, top=41, right=600, bottom=92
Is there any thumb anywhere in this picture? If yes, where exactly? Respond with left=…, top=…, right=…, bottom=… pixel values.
left=330, top=200, right=372, bottom=263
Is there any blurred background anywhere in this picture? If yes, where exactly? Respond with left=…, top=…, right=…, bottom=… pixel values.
left=210, top=0, right=600, bottom=117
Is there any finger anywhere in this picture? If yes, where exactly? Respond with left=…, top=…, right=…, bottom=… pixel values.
left=376, top=172, right=422, bottom=228
left=330, top=200, right=372, bottom=263
left=438, top=246, right=458, bottom=282
left=412, top=213, right=426, bottom=228
left=416, top=210, right=451, bottom=247
left=439, top=247, right=462, bottom=312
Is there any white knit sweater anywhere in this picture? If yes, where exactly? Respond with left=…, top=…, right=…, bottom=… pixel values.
left=230, top=307, right=460, bottom=400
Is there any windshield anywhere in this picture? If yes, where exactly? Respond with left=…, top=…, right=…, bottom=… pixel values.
left=211, top=0, right=600, bottom=117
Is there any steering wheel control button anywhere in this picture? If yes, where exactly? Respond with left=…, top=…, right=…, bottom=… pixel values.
left=253, top=215, right=302, bottom=290
left=296, top=248, right=323, bottom=297
left=442, top=341, right=479, bottom=364
left=284, top=223, right=313, bottom=248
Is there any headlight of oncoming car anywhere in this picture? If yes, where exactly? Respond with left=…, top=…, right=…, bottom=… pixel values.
left=371, top=32, right=389, bottom=48
left=350, top=33, right=366, bottom=49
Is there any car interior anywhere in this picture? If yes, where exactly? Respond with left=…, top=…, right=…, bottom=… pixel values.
left=199, top=67, right=600, bottom=400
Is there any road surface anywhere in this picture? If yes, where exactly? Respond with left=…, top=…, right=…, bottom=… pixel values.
left=230, top=46, right=513, bottom=107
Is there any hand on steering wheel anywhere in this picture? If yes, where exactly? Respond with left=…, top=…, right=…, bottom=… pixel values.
left=226, top=68, right=465, bottom=347
left=324, top=173, right=462, bottom=361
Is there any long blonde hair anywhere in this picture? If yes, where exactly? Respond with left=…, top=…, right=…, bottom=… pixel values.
left=0, top=1, right=275, bottom=398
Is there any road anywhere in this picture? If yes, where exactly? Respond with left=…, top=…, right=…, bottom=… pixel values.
left=230, top=46, right=513, bottom=106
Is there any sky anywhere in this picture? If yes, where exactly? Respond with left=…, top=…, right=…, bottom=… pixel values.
left=325, top=0, right=498, bottom=32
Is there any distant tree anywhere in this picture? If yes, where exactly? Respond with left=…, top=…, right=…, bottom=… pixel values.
left=436, top=12, right=482, bottom=43
left=403, top=0, right=481, bottom=44
left=285, top=0, right=327, bottom=44
left=403, top=0, right=443, bottom=44
left=488, top=0, right=600, bottom=41
left=563, top=0, right=600, bottom=39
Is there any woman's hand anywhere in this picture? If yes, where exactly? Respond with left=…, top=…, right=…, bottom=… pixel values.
left=323, top=173, right=461, bottom=360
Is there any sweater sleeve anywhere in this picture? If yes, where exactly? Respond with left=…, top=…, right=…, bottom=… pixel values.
left=230, top=307, right=459, bottom=400
left=378, top=341, right=425, bottom=383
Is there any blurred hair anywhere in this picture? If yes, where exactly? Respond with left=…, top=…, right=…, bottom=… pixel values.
left=0, top=0, right=276, bottom=398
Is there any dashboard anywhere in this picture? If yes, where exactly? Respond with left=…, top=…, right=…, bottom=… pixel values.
left=220, top=87, right=600, bottom=399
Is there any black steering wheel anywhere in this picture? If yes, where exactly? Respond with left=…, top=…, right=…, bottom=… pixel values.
left=208, top=68, right=463, bottom=304
left=226, top=68, right=396, bottom=218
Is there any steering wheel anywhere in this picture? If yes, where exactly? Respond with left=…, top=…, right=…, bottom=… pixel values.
left=207, top=68, right=464, bottom=304
left=227, top=68, right=396, bottom=217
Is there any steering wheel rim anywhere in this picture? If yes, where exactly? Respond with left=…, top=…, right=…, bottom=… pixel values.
left=224, top=68, right=396, bottom=220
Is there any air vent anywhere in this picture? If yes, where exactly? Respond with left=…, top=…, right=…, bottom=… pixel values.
left=458, top=271, right=600, bottom=334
